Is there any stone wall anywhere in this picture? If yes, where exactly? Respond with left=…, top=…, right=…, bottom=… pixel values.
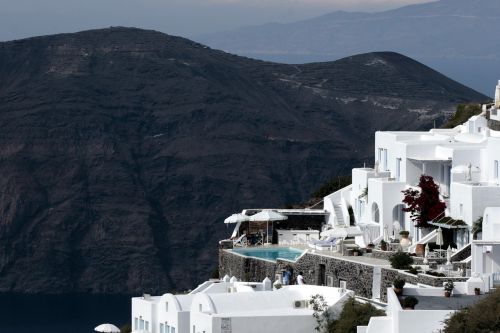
left=219, top=250, right=277, bottom=282
left=276, top=253, right=375, bottom=298
left=220, top=249, right=469, bottom=303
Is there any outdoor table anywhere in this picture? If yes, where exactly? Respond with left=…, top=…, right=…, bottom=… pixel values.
left=434, top=249, right=447, bottom=258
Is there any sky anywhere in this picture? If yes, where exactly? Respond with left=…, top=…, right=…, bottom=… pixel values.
left=0, top=0, right=433, bottom=41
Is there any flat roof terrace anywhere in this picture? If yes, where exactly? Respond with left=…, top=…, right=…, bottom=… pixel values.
left=415, top=294, right=487, bottom=311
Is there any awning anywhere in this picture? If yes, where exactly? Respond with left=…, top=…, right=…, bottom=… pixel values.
left=428, top=221, right=469, bottom=229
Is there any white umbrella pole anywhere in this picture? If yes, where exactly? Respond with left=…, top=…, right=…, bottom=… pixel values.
left=267, top=220, right=269, bottom=244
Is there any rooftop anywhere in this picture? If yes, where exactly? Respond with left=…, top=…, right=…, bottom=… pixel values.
left=415, top=294, right=488, bottom=311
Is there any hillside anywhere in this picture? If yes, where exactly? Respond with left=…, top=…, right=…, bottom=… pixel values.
left=198, top=0, right=500, bottom=95
left=0, top=27, right=487, bottom=294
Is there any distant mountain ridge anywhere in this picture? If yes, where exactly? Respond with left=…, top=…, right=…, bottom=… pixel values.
left=198, top=0, right=500, bottom=95
left=0, top=27, right=487, bottom=294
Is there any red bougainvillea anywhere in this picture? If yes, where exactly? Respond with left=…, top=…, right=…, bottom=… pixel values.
left=402, top=175, right=446, bottom=228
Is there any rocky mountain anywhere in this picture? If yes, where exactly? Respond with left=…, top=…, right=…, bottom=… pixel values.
left=0, top=27, right=487, bottom=294
left=198, top=0, right=500, bottom=95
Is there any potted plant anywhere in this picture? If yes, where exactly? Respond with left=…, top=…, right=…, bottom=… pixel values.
left=403, top=296, right=419, bottom=310
left=399, top=230, right=411, bottom=249
left=444, top=281, right=454, bottom=297
left=366, top=243, right=375, bottom=253
left=393, top=278, right=406, bottom=296
left=380, top=240, right=388, bottom=251
left=474, top=287, right=481, bottom=295
left=399, top=230, right=410, bottom=238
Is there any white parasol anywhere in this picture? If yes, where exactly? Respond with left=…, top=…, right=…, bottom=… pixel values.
left=250, top=210, right=288, bottom=243
left=95, top=324, right=120, bottom=333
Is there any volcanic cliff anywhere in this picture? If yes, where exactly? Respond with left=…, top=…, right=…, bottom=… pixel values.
left=0, top=27, right=487, bottom=293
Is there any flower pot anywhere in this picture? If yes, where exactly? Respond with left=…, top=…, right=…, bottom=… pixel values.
left=400, top=236, right=411, bottom=249
left=416, top=244, right=425, bottom=257
left=394, top=287, right=403, bottom=296
left=444, top=291, right=451, bottom=297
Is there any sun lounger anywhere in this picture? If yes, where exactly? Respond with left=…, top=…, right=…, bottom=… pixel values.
left=232, top=233, right=247, bottom=247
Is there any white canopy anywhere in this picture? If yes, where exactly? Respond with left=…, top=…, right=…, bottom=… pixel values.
left=224, top=213, right=250, bottom=224
left=249, top=210, right=288, bottom=222
left=95, top=324, right=120, bottom=333
left=320, top=226, right=362, bottom=238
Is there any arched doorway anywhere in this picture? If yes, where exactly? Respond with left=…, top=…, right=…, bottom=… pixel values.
left=392, top=204, right=405, bottom=238
left=372, top=202, right=380, bottom=223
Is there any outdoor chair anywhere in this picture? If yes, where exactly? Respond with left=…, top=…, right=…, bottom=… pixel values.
left=233, top=233, right=247, bottom=247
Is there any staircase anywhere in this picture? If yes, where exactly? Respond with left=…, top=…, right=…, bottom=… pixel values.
left=451, top=243, right=471, bottom=262
left=407, top=229, right=437, bottom=253
left=334, top=204, right=346, bottom=226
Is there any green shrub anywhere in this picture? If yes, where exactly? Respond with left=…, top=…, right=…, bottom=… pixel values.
left=442, top=104, right=482, bottom=129
left=327, top=298, right=385, bottom=333
left=393, top=278, right=406, bottom=289
left=406, top=266, right=420, bottom=275
left=425, top=270, right=446, bottom=277
left=443, top=288, right=500, bottom=332
left=389, top=251, right=414, bottom=269
left=402, top=296, right=419, bottom=309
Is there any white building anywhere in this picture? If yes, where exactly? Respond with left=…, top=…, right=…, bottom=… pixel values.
left=132, top=277, right=353, bottom=333
left=358, top=284, right=488, bottom=333
left=189, top=285, right=353, bottom=333
left=490, top=80, right=500, bottom=121
left=132, top=277, right=272, bottom=333
left=324, top=86, right=500, bottom=250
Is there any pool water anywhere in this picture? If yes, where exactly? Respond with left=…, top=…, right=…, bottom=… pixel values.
left=231, top=247, right=304, bottom=262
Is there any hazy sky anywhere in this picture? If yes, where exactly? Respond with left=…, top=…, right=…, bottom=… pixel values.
left=0, top=0, right=433, bottom=41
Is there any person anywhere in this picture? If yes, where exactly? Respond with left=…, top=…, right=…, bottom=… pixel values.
left=282, top=269, right=290, bottom=285
left=296, top=272, right=305, bottom=285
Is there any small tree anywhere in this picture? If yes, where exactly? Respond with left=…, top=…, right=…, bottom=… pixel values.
left=443, top=288, right=500, bottom=332
left=328, top=297, right=385, bottom=333
left=309, top=294, right=331, bottom=332
left=389, top=251, right=414, bottom=270
left=402, top=175, right=446, bottom=228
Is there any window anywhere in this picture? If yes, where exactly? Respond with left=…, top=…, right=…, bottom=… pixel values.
left=396, top=158, right=401, bottom=181
left=377, top=148, right=383, bottom=164
left=160, top=323, right=164, bottom=333
left=383, top=149, right=388, bottom=171
left=166, top=301, right=169, bottom=312
left=171, top=328, right=175, bottom=333
left=139, top=319, right=145, bottom=330
left=459, top=203, right=464, bottom=217
left=199, top=303, right=203, bottom=311
left=166, top=324, right=170, bottom=333
left=134, top=318, right=138, bottom=330
left=145, top=321, right=149, bottom=331
left=193, top=325, right=196, bottom=333
left=495, top=160, right=499, bottom=179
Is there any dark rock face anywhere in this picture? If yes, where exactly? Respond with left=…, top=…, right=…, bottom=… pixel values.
left=0, top=27, right=486, bottom=294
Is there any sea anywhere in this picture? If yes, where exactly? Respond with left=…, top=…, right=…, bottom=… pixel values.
left=0, top=294, right=131, bottom=333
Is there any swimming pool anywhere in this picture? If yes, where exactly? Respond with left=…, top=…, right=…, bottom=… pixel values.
left=231, top=247, right=304, bottom=262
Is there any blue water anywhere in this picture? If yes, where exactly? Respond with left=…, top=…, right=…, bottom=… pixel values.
left=231, top=247, right=304, bottom=262
left=0, top=294, right=131, bottom=333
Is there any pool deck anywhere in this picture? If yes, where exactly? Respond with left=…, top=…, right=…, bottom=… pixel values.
left=235, top=244, right=391, bottom=267
left=292, top=244, right=391, bottom=267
